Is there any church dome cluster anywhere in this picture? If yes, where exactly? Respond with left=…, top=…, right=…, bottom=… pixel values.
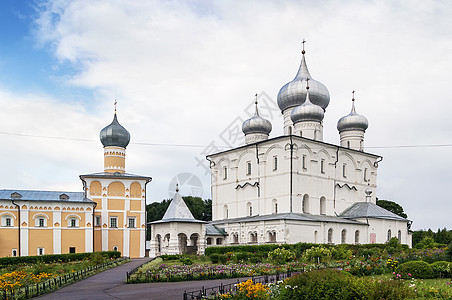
left=290, top=81, right=325, bottom=124
left=100, top=113, right=130, bottom=148
left=277, top=49, right=330, bottom=112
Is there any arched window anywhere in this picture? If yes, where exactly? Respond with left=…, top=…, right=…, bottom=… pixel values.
left=34, top=215, right=48, bottom=228
left=216, top=238, right=223, bottom=245
left=328, top=228, right=333, bottom=244
left=223, top=205, right=228, bottom=219
left=341, top=229, right=347, bottom=244
left=206, top=237, right=212, bottom=245
left=268, top=231, right=276, bottom=243
left=247, top=202, right=252, bottom=216
left=249, top=232, right=258, bottom=243
left=1, top=214, right=14, bottom=227
left=314, top=231, right=318, bottom=243
left=113, top=246, right=118, bottom=251
left=355, top=230, right=360, bottom=244
left=387, top=229, right=392, bottom=242
left=272, top=199, right=278, bottom=214
left=302, top=194, right=309, bottom=213
left=398, top=230, right=402, bottom=241
left=232, top=233, right=239, bottom=244
left=69, top=218, right=78, bottom=228
left=320, top=197, right=326, bottom=215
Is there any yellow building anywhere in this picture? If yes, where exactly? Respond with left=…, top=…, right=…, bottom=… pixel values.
left=0, top=111, right=151, bottom=258
left=0, top=190, right=94, bottom=257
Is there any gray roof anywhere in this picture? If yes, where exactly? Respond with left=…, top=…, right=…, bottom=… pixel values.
left=206, top=224, right=227, bottom=236
left=0, top=189, right=93, bottom=203
left=210, top=212, right=366, bottom=225
left=148, top=192, right=205, bottom=225
left=340, top=202, right=408, bottom=221
left=80, top=172, right=151, bottom=181
left=100, top=113, right=131, bottom=148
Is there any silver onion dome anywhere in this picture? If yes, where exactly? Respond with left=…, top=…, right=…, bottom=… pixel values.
left=291, top=85, right=324, bottom=123
left=337, top=97, right=368, bottom=132
left=277, top=51, right=330, bottom=112
left=100, top=113, right=131, bottom=148
left=242, top=98, right=272, bottom=135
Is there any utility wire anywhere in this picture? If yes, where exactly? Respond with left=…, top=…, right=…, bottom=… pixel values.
left=1, top=131, right=452, bottom=150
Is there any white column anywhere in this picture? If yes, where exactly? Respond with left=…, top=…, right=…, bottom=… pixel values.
left=53, top=209, right=61, bottom=254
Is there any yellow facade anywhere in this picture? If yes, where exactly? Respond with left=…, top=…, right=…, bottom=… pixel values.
left=0, top=195, right=93, bottom=257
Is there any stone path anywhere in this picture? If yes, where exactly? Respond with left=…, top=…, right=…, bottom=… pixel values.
left=34, top=258, right=249, bottom=300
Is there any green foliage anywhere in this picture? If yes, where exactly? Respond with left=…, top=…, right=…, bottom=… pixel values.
left=376, top=198, right=408, bottom=219
left=396, top=261, right=435, bottom=279
left=412, top=228, right=452, bottom=248
left=415, top=237, right=439, bottom=249
left=356, top=247, right=382, bottom=258
left=430, top=261, right=452, bottom=278
left=180, top=257, right=193, bottom=265
left=303, top=246, right=332, bottom=262
left=331, top=245, right=353, bottom=260
left=279, top=269, right=415, bottom=300
left=447, top=243, right=452, bottom=261
left=267, top=248, right=296, bottom=264
left=90, top=252, right=105, bottom=265
left=0, top=251, right=120, bottom=267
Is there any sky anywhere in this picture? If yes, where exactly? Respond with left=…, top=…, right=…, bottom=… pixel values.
left=0, top=0, right=451, bottom=231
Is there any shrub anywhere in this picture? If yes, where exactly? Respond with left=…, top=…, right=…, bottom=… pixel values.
left=331, top=245, right=353, bottom=260
left=396, top=261, right=435, bottom=279
left=209, top=254, right=220, bottom=263
left=279, top=269, right=415, bottom=300
left=415, top=237, right=438, bottom=249
left=356, top=247, right=382, bottom=258
left=90, top=253, right=105, bottom=265
left=180, top=257, right=193, bottom=265
left=268, top=248, right=296, bottom=264
left=447, top=243, right=452, bottom=261
left=236, top=252, right=250, bottom=262
left=430, top=261, right=451, bottom=278
left=303, top=246, right=332, bottom=262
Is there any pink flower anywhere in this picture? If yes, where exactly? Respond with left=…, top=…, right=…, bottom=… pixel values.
left=408, top=273, right=411, bottom=277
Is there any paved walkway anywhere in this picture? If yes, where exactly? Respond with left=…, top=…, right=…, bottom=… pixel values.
left=35, top=258, right=249, bottom=300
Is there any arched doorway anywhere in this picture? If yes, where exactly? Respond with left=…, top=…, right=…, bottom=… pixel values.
left=178, top=233, right=187, bottom=254
left=187, top=233, right=199, bottom=255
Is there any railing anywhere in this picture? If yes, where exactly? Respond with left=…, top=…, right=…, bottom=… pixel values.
left=1, top=258, right=126, bottom=300
left=183, top=269, right=301, bottom=300
left=126, top=257, right=155, bottom=283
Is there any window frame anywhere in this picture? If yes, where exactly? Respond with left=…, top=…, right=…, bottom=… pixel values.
left=128, top=217, right=136, bottom=228
left=223, top=166, right=228, bottom=180
left=246, top=161, right=251, bottom=176
left=273, top=156, right=278, bottom=171
left=320, top=159, right=325, bottom=174
left=110, top=216, right=118, bottom=228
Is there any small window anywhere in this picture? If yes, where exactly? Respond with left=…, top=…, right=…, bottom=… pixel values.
left=320, top=159, right=325, bottom=174
left=398, top=230, right=402, bottom=241
left=232, top=233, right=239, bottom=244
left=302, top=155, right=307, bottom=170
left=113, top=246, right=118, bottom=251
left=223, top=166, right=227, bottom=180
left=69, top=247, right=76, bottom=254
left=12, top=249, right=17, bottom=257
left=341, top=229, right=347, bottom=244
left=110, top=217, right=118, bottom=228
left=387, top=229, right=392, bottom=242
left=38, top=248, right=44, bottom=256
left=355, top=230, right=360, bottom=244
left=328, top=228, right=333, bottom=244
left=207, top=237, right=212, bottom=245
left=249, top=206, right=252, bottom=216
left=246, top=161, right=251, bottom=176
left=94, top=216, right=101, bottom=227
left=273, top=156, right=278, bottom=171
left=347, top=141, right=350, bottom=148
left=69, top=218, right=77, bottom=228
left=342, top=163, right=347, bottom=178
left=274, top=203, right=278, bottom=214
left=216, top=238, right=223, bottom=245
left=364, top=168, right=368, bottom=182
left=38, top=218, right=45, bottom=227
left=5, top=217, right=11, bottom=227
left=128, top=217, right=136, bottom=228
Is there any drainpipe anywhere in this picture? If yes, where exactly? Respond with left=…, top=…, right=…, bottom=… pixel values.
left=92, top=202, right=97, bottom=252
left=11, top=199, right=20, bottom=257
left=333, top=146, right=340, bottom=212
left=289, top=135, right=294, bottom=213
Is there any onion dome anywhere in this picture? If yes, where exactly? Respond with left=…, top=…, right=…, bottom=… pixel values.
left=337, top=93, right=368, bottom=132
left=242, top=96, right=272, bottom=135
left=100, top=112, right=130, bottom=148
left=291, top=80, right=324, bottom=123
left=277, top=46, right=330, bottom=112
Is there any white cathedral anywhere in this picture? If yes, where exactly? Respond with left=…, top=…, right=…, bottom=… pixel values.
left=149, top=47, right=412, bottom=256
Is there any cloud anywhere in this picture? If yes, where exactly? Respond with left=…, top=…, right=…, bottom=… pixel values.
left=1, top=0, right=451, bottom=230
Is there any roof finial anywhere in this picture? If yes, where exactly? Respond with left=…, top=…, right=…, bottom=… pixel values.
left=351, top=90, right=356, bottom=113
left=306, top=77, right=310, bottom=90
left=352, top=90, right=355, bottom=102
left=254, top=93, right=259, bottom=116
left=114, top=99, right=117, bottom=114
left=301, top=38, right=306, bottom=55
left=176, top=183, right=179, bottom=193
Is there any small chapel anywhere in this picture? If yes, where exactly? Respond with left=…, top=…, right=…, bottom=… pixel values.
left=149, top=45, right=412, bottom=256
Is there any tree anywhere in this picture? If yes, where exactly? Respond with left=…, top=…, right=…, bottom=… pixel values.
left=376, top=198, right=408, bottom=219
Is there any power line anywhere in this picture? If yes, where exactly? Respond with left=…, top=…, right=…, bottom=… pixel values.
left=1, top=131, right=452, bottom=150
